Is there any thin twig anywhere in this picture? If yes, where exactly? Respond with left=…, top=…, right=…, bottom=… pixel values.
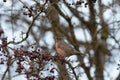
left=7, top=1, right=48, bottom=45
left=65, top=61, right=78, bottom=80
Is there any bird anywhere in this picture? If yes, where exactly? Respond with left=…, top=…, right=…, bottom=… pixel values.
left=55, top=36, right=82, bottom=58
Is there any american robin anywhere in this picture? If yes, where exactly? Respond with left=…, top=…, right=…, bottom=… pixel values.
left=55, top=36, right=81, bottom=57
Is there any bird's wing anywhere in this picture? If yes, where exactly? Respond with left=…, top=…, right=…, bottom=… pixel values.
left=58, top=41, right=74, bottom=54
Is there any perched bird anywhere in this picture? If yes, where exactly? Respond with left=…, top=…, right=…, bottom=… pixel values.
left=55, top=36, right=81, bottom=57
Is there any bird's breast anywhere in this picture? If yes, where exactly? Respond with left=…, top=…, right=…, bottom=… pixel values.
left=55, top=42, right=66, bottom=57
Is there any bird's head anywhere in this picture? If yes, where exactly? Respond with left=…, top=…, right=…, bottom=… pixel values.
left=55, top=36, right=64, bottom=42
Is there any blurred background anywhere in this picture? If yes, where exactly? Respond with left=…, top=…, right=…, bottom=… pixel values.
left=0, top=0, right=120, bottom=80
